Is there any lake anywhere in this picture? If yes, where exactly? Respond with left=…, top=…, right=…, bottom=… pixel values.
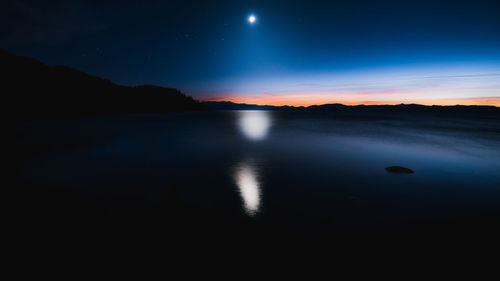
left=13, top=110, right=500, bottom=233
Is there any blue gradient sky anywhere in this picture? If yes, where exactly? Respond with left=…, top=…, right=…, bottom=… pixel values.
left=2, top=0, right=500, bottom=105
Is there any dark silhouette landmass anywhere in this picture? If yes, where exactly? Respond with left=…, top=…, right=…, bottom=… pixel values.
left=204, top=101, right=298, bottom=111
left=204, top=101, right=500, bottom=118
left=2, top=50, right=207, bottom=120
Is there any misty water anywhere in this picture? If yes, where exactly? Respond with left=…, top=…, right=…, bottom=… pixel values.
left=17, top=110, right=500, bottom=229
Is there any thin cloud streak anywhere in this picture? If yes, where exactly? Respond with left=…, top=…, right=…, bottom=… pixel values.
left=199, top=64, right=500, bottom=106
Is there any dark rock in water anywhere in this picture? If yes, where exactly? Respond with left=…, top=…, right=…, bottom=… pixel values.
left=385, top=166, right=414, bottom=174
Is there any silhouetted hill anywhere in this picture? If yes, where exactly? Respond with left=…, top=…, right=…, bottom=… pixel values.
left=204, top=101, right=500, bottom=119
left=203, top=101, right=300, bottom=111
left=2, top=50, right=207, bottom=119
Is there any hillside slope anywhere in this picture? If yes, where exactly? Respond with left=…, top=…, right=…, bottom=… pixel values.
left=2, top=50, right=207, bottom=119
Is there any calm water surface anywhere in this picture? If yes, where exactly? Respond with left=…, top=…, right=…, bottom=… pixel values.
left=18, top=110, right=500, bottom=229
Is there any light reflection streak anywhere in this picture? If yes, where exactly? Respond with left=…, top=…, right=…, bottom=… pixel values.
left=234, top=160, right=262, bottom=217
left=237, top=110, right=272, bottom=141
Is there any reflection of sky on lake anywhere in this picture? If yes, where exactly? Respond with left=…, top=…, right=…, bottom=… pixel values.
left=18, top=111, right=500, bottom=227
left=234, top=160, right=262, bottom=217
left=234, top=110, right=270, bottom=216
left=237, top=110, right=272, bottom=141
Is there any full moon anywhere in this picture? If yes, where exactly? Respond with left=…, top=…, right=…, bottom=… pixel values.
left=248, top=14, right=256, bottom=24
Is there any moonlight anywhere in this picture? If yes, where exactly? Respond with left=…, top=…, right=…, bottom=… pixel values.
left=248, top=14, right=256, bottom=24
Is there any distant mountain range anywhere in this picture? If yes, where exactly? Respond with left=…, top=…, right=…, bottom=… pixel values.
left=2, top=50, right=207, bottom=119
left=203, top=101, right=500, bottom=117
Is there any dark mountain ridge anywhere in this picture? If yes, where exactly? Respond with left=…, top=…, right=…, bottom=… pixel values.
left=2, top=50, right=207, bottom=119
left=204, top=100, right=500, bottom=119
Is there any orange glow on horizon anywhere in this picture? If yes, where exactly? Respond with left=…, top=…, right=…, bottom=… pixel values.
left=204, top=94, right=500, bottom=107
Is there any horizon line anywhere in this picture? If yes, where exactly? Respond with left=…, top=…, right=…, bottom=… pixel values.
left=201, top=98, right=500, bottom=108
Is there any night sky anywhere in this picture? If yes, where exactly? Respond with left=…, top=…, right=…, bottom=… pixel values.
left=2, top=0, right=500, bottom=105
